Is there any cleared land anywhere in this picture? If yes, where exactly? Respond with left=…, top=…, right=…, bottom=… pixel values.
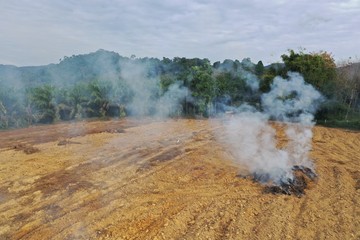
left=0, top=118, right=359, bottom=239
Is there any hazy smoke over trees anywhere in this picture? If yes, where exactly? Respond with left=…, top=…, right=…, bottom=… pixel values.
left=0, top=49, right=358, bottom=131
left=0, top=48, right=358, bottom=185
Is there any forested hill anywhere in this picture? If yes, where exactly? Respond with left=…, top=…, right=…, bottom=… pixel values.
left=0, top=49, right=359, bottom=129
left=0, top=49, right=280, bottom=88
left=0, top=50, right=128, bottom=87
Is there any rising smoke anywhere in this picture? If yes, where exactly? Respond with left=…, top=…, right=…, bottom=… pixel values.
left=0, top=51, right=324, bottom=185
left=120, top=61, right=189, bottom=118
left=155, top=82, right=190, bottom=118
left=0, top=51, right=193, bottom=129
left=220, top=72, right=323, bottom=185
left=119, top=61, right=159, bottom=116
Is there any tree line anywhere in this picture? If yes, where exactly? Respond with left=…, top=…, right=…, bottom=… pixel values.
left=0, top=49, right=359, bottom=129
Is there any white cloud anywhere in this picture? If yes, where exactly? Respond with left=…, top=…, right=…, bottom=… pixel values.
left=333, top=0, right=360, bottom=10
left=0, top=0, right=359, bottom=66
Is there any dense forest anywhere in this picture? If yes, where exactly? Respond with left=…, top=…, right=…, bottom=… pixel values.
left=0, top=49, right=359, bottom=129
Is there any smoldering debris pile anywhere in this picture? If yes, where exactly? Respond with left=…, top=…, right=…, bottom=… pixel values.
left=262, top=165, right=318, bottom=197
left=220, top=72, right=324, bottom=197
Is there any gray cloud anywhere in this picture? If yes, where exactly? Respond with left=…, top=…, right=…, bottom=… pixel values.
left=0, top=0, right=359, bottom=66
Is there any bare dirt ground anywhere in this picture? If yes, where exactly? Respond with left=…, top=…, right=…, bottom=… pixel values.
left=0, top=118, right=359, bottom=240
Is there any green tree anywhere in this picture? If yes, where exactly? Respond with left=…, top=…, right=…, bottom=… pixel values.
left=87, top=80, right=113, bottom=117
left=255, top=61, right=265, bottom=76
left=259, top=66, right=276, bottom=93
left=214, top=72, right=247, bottom=103
left=160, top=74, right=176, bottom=92
left=28, top=85, right=56, bottom=123
left=190, top=63, right=215, bottom=116
left=281, top=49, right=336, bottom=96
left=1, top=84, right=31, bottom=128
left=53, top=84, right=90, bottom=120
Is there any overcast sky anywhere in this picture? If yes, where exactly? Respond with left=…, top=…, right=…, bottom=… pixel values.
left=0, top=0, right=359, bottom=66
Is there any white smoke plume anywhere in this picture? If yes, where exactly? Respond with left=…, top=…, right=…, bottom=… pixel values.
left=120, top=61, right=189, bottom=118
left=261, top=72, right=323, bottom=124
left=243, top=71, right=259, bottom=92
left=223, top=110, right=293, bottom=184
left=155, top=82, right=190, bottom=118
left=120, top=61, right=159, bottom=116
left=262, top=72, right=323, bottom=170
left=222, top=72, right=323, bottom=184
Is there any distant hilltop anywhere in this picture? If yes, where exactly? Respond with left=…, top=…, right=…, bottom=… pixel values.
left=0, top=49, right=283, bottom=88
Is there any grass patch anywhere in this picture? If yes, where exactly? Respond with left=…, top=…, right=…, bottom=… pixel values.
left=317, top=119, right=360, bottom=131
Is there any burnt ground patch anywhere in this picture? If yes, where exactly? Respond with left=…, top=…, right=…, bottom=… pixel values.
left=136, top=147, right=183, bottom=172
left=261, top=166, right=318, bottom=197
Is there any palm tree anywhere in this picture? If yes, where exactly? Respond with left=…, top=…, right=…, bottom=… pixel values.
left=28, top=85, right=56, bottom=123
left=87, top=80, right=112, bottom=117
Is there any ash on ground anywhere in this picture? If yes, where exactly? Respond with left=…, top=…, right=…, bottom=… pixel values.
left=238, top=165, right=318, bottom=197
left=262, top=165, right=318, bottom=197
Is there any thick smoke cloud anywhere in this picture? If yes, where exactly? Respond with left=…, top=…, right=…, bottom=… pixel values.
left=223, top=110, right=293, bottom=184
left=221, top=72, right=323, bottom=184
left=262, top=72, right=323, bottom=124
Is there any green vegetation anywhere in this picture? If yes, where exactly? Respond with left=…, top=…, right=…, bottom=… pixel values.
left=0, top=49, right=359, bottom=130
left=280, top=50, right=359, bottom=129
left=281, top=49, right=337, bottom=97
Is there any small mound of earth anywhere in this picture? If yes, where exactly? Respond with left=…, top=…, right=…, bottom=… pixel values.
left=57, top=139, right=81, bottom=146
left=13, top=143, right=40, bottom=154
left=263, top=165, right=318, bottom=197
